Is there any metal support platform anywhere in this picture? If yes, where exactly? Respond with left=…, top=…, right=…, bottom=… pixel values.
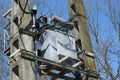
left=19, top=49, right=99, bottom=79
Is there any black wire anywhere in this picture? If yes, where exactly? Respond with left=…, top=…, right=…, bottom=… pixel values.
left=18, top=0, right=32, bottom=14
left=17, top=0, right=32, bottom=49
left=18, top=0, right=32, bottom=26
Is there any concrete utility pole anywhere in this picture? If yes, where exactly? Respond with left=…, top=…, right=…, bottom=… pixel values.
left=4, top=0, right=99, bottom=80
left=68, top=0, right=97, bottom=80
left=10, top=0, right=35, bottom=80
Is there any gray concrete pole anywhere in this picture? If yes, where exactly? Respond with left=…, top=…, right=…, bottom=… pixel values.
left=68, top=0, right=97, bottom=80
left=10, top=0, right=35, bottom=80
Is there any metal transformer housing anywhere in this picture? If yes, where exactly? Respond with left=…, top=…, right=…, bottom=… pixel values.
left=39, top=27, right=78, bottom=65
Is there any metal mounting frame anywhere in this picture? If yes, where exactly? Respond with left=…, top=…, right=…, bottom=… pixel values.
left=3, top=8, right=11, bottom=54
left=19, top=49, right=99, bottom=79
left=4, top=22, right=10, bottom=53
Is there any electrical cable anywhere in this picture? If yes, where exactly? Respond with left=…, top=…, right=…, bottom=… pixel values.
left=18, top=0, right=37, bottom=50
left=19, top=1, right=39, bottom=79
left=18, top=0, right=30, bottom=26
left=16, top=0, right=30, bottom=50
left=18, top=0, right=32, bottom=14
left=17, top=0, right=37, bottom=50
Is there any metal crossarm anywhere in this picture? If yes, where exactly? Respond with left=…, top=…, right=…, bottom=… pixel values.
left=20, top=49, right=99, bottom=79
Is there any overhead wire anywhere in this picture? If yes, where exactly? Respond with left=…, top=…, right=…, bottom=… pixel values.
left=18, top=0, right=32, bottom=14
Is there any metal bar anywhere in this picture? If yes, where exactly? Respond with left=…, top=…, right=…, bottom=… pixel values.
left=3, top=8, right=12, bottom=18
left=5, top=30, right=10, bottom=39
left=4, top=29, right=6, bottom=51
left=20, top=50, right=99, bottom=78
left=19, top=28, right=35, bottom=37
left=3, top=22, right=11, bottom=29
left=58, top=56, right=70, bottom=63
left=10, top=49, right=21, bottom=58
left=72, top=61, right=82, bottom=68
left=4, top=47, right=10, bottom=56
left=85, top=51, right=95, bottom=58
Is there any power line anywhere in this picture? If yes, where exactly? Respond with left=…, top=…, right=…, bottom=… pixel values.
left=18, top=0, right=32, bottom=14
